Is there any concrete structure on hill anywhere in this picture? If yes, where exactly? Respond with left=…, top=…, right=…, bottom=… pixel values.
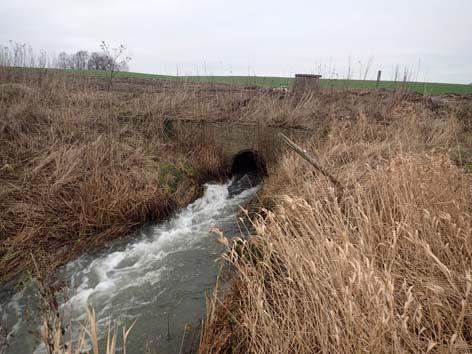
left=165, top=120, right=309, bottom=177
left=293, top=74, right=322, bottom=93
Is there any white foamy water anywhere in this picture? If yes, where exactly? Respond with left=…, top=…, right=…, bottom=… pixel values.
left=0, top=180, right=259, bottom=354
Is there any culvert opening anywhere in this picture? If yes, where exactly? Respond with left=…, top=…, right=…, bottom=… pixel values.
left=230, top=149, right=267, bottom=177
left=228, top=150, right=267, bottom=197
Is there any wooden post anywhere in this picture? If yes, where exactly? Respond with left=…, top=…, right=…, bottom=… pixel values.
left=376, top=70, right=382, bottom=88
left=278, top=133, right=342, bottom=190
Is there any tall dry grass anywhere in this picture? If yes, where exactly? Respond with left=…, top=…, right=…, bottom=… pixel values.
left=200, top=104, right=472, bottom=353
left=2, top=68, right=472, bottom=353
left=0, top=71, right=227, bottom=281
left=2, top=67, right=456, bottom=130
left=40, top=303, right=135, bottom=354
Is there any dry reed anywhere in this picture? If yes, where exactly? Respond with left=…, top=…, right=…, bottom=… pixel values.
left=200, top=99, right=472, bottom=353
left=0, top=70, right=227, bottom=281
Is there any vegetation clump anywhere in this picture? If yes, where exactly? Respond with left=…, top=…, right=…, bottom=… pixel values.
left=0, top=69, right=226, bottom=281
left=200, top=90, right=472, bottom=354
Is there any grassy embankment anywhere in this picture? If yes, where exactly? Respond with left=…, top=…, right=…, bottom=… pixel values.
left=0, top=70, right=229, bottom=282
left=64, top=68, right=472, bottom=95
left=13, top=67, right=472, bottom=95
left=200, top=88, right=472, bottom=353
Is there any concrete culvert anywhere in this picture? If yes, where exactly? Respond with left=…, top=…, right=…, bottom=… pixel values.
left=228, top=150, right=267, bottom=197
left=230, top=149, right=267, bottom=177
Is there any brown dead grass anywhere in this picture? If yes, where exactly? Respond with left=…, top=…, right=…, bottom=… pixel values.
left=2, top=68, right=472, bottom=353
left=200, top=100, right=472, bottom=353
left=0, top=72, right=226, bottom=281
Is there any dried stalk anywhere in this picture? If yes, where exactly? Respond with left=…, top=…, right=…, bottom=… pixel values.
left=278, top=133, right=343, bottom=190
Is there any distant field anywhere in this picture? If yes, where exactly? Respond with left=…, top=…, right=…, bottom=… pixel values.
left=12, top=67, right=472, bottom=95
left=108, top=72, right=472, bottom=95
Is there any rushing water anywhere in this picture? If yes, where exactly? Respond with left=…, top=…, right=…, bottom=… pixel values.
left=0, top=177, right=260, bottom=354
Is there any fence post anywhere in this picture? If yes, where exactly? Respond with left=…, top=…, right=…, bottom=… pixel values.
left=376, top=70, right=382, bottom=88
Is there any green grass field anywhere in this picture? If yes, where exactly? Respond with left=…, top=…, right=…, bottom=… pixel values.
left=112, top=72, right=472, bottom=95
left=29, top=68, right=472, bottom=95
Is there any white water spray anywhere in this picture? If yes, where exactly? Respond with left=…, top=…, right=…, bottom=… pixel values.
left=0, top=180, right=260, bottom=353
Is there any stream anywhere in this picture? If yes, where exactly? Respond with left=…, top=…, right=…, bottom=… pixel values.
left=0, top=176, right=260, bottom=353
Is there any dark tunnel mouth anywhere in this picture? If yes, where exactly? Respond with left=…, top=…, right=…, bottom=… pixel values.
left=230, top=149, right=268, bottom=177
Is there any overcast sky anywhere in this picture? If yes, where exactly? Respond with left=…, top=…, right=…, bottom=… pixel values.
left=1, top=0, right=471, bottom=83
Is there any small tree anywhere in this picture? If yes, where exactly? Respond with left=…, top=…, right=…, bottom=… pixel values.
left=87, top=52, right=113, bottom=70
left=99, top=41, right=131, bottom=91
left=0, top=45, right=12, bottom=66
left=38, top=50, right=48, bottom=69
left=71, top=50, right=89, bottom=70
left=57, top=52, right=70, bottom=69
